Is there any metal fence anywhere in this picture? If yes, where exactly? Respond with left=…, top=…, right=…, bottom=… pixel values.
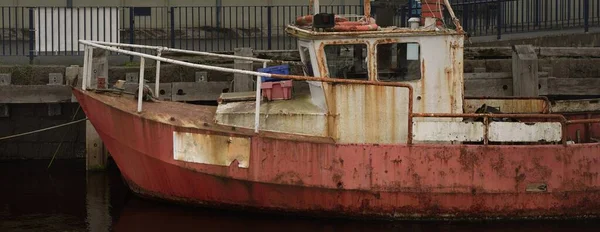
left=1, top=1, right=600, bottom=61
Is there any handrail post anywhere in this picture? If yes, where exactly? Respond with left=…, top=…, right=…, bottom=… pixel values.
left=83, top=46, right=94, bottom=90
left=155, top=49, right=162, bottom=97
left=254, top=62, right=266, bottom=133
left=137, top=57, right=145, bottom=113
left=82, top=46, right=89, bottom=90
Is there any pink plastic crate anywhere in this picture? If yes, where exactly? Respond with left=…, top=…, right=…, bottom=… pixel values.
left=261, top=80, right=293, bottom=101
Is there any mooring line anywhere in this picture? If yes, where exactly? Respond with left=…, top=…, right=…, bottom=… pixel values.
left=0, top=118, right=88, bottom=141
left=47, top=105, right=84, bottom=169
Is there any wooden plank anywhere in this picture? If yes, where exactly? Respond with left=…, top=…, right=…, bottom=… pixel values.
left=551, top=98, right=600, bottom=113
left=547, top=78, right=600, bottom=95
left=0, top=85, right=72, bottom=103
left=465, top=72, right=512, bottom=79
left=86, top=121, right=108, bottom=171
left=465, top=72, right=548, bottom=79
left=464, top=47, right=513, bottom=58
left=539, top=47, right=600, bottom=58
left=171, top=82, right=231, bottom=101
left=512, top=45, right=539, bottom=97
left=233, top=47, right=254, bottom=92
left=465, top=78, right=513, bottom=97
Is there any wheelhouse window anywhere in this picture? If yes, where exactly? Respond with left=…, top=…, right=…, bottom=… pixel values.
left=299, top=46, right=314, bottom=76
left=323, top=44, right=369, bottom=80
left=376, top=42, right=421, bottom=82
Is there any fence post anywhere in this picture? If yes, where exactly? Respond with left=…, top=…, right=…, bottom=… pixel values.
left=129, top=8, right=134, bottom=62
left=28, top=8, right=35, bottom=64
left=267, top=6, right=272, bottom=50
left=497, top=1, right=502, bottom=40
left=170, top=7, right=175, bottom=48
left=584, top=0, right=590, bottom=33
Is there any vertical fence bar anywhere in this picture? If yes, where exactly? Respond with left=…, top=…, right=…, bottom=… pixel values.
left=71, top=7, right=74, bottom=55
left=129, top=8, right=134, bottom=61
left=229, top=6, right=232, bottom=51
left=235, top=6, right=239, bottom=50
left=137, top=57, right=145, bottom=113
left=497, top=1, right=502, bottom=40
left=21, top=7, right=25, bottom=56
left=1, top=7, right=4, bottom=56
left=9, top=7, right=12, bottom=55
left=267, top=6, right=272, bottom=50
left=585, top=0, right=590, bottom=32
left=51, top=7, right=54, bottom=54
left=276, top=6, right=279, bottom=50
left=15, top=7, right=20, bottom=55
left=254, top=6, right=258, bottom=50
left=192, top=7, right=195, bottom=51
left=29, top=8, right=35, bottom=63
left=179, top=7, right=182, bottom=49
left=170, top=7, right=175, bottom=48
left=185, top=7, right=189, bottom=50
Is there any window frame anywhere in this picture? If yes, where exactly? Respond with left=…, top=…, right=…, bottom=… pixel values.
left=319, top=40, right=373, bottom=81
left=373, top=40, right=422, bottom=83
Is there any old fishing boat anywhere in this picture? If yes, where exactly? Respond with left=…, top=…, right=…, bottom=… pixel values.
left=73, top=0, right=600, bottom=220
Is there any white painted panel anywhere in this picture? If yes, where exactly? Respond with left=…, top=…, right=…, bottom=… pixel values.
left=413, top=121, right=484, bottom=142
left=173, top=132, right=251, bottom=168
left=489, top=122, right=562, bottom=142
left=34, top=7, right=120, bottom=53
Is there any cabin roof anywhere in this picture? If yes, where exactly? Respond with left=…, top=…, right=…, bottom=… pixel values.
left=285, top=25, right=463, bottom=40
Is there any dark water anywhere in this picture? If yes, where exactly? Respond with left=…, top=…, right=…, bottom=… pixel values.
left=2, top=159, right=600, bottom=232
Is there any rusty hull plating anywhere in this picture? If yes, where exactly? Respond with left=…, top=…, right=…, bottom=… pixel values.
left=73, top=89, right=600, bottom=220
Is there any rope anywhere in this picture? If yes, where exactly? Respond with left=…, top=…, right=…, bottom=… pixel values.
left=47, top=105, right=83, bottom=169
left=0, top=118, right=88, bottom=141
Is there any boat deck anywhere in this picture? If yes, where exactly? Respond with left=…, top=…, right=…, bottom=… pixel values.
left=78, top=89, right=335, bottom=144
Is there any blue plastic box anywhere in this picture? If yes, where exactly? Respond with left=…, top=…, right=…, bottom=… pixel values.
left=258, top=64, right=290, bottom=82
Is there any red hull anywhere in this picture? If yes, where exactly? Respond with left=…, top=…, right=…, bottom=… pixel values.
left=74, top=89, right=600, bottom=220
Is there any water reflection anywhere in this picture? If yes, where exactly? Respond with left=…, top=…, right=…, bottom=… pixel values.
left=1, top=159, right=600, bottom=232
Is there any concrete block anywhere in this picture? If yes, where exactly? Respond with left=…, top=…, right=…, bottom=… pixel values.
left=66, top=65, right=81, bottom=86
left=0, top=104, right=8, bottom=117
left=195, top=71, right=208, bottom=82
left=126, top=72, right=139, bottom=83
left=48, top=103, right=62, bottom=116
left=0, top=73, right=10, bottom=86
left=48, top=73, right=64, bottom=85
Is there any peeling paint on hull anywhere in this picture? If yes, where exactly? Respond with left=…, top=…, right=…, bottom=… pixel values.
left=74, top=89, right=600, bottom=220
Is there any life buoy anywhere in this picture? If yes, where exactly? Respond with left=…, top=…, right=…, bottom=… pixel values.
left=296, top=14, right=379, bottom=32
left=295, top=15, right=348, bottom=26
left=334, top=23, right=379, bottom=32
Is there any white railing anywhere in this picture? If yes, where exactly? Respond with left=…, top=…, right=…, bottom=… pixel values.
left=79, top=40, right=294, bottom=133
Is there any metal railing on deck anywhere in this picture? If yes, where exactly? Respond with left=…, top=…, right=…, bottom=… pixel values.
left=79, top=40, right=600, bottom=145
left=78, top=40, right=416, bottom=139
left=4, top=2, right=600, bottom=61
